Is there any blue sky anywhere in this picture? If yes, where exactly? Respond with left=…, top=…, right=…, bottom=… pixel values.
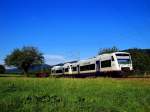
left=0, top=0, right=150, bottom=65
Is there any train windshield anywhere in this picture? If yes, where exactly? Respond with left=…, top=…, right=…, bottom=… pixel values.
left=116, top=54, right=129, bottom=56
left=117, top=59, right=131, bottom=64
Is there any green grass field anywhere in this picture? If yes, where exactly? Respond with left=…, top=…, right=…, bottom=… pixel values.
left=0, top=77, right=150, bottom=112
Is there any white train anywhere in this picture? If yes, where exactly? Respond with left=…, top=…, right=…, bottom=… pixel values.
left=51, top=52, right=133, bottom=77
left=51, top=66, right=63, bottom=76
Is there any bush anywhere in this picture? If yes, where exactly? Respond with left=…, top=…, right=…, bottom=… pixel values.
left=0, top=65, right=5, bottom=74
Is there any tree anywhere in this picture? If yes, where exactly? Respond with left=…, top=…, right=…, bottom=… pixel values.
left=98, top=46, right=119, bottom=55
left=0, top=65, right=5, bottom=74
left=5, top=46, right=44, bottom=76
left=124, top=48, right=150, bottom=74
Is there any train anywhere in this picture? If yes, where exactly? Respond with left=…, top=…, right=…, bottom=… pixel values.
left=51, top=52, right=133, bottom=77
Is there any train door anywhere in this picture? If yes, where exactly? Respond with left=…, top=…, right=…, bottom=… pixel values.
left=96, top=61, right=100, bottom=72
left=62, top=68, right=65, bottom=75
left=77, top=65, right=80, bottom=74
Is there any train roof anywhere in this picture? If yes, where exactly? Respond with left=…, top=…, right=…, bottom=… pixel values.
left=64, top=60, right=78, bottom=64
left=78, top=57, right=96, bottom=65
left=52, top=61, right=78, bottom=67
left=97, top=52, right=130, bottom=56
left=95, top=52, right=130, bottom=59
left=51, top=66, right=63, bottom=70
left=114, top=52, right=130, bottom=54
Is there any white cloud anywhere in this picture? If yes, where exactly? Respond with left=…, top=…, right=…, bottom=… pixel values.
left=44, top=54, right=66, bottom=65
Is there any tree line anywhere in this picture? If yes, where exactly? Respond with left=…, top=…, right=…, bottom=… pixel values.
left=0, top=46, right=150, bottom=76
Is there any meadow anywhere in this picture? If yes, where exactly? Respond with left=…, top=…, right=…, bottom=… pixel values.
left=0, top=76, right=150, bottom=112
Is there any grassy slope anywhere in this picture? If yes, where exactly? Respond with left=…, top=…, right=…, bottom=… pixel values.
left=0, top=77, right=150, bottom=112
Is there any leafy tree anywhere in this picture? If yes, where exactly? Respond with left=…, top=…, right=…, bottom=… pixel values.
left=5, top=46, right=44, bottom=76
left=124, top=48, right=150, bottom=74
left=0, top=65, right=5, bottom=74
left=98, top=46, right=119, bottom=55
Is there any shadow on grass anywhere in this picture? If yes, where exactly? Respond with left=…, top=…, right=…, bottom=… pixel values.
left=0, top=74, right=24, bottom=78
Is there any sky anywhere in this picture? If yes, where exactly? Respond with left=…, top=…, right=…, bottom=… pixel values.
left=0, top=0, right=150, bottom=65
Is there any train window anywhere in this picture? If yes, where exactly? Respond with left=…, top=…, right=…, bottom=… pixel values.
left=89, top=64, right=95, bottom=70
left=65, top=68, right=69, bottom=72
left=118, top=59, right=131, bottom=64
left=101, top=60, right=111, bottom=68
left=56, top=70, right=63, bottom=73
left=80, top=66, right=86, bottom=71
left=80, top=64, right=95, bottom=71
left=72, top=67, right=77, bottom=71
left=111, top=56, right=114, bottom=61
left=116, top=54, right=129, bottom=56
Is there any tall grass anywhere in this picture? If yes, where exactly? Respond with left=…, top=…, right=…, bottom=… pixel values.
left=0, top=77, right=150, bottom=112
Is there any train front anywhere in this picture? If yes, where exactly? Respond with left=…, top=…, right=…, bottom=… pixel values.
left=114, top=52, right=133, bottom=73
